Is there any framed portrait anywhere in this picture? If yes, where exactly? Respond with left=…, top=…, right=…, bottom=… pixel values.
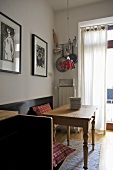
left=32, top=34, right=47, bottom=77
left=0, top=12, right=21, bottom=74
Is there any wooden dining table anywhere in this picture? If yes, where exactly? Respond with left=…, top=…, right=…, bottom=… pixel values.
left=43, top=104, right=98, bottom=170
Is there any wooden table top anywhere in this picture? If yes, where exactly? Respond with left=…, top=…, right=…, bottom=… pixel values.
left=0, top=110, right=18, bottom=121
left=43, top=104, right=98, bottom=120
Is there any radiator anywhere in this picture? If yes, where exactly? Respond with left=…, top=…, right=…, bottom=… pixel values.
left=59, top=86, right=76, bottom=106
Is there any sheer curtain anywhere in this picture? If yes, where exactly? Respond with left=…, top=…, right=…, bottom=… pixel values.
left=80, top=25, right=108, bottom=134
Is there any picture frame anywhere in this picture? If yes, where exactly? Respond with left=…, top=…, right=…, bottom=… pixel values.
left=32, top=34, right=47, bottom=77
left=0, top=12, right=21, bottom=74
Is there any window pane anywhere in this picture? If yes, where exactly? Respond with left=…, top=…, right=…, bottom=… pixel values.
left=107, top=30, right=113, bottom=40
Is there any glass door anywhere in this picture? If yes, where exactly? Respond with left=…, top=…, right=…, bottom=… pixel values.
left=106, top=26, right=113, bottom=130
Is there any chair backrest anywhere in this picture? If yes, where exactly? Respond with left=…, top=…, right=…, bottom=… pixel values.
left=0, top=115, right=53, bottom=170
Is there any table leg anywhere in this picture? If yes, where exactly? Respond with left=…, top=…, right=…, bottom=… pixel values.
left=83, top=127, right=89, bottom=170
left=53, top=124, right=56, bottom=141
left=67, top=126, right=70, bottom=146
left=92, top=115, right=95, bottom=150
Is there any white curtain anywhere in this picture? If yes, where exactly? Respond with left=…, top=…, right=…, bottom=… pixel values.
left=80, top=25, right=108, bottom=134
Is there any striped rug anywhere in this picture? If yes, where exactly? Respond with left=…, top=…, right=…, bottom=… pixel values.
left=58, top=139, right=101, bottom=170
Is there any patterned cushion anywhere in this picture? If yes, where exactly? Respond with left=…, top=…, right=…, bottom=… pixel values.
left=53, top=141, right=75, bottom=167
left=32, top=103, right=52, bottom=116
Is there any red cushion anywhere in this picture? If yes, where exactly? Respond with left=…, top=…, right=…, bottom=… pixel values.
left=32, top=103, right=52, bottom=116
left=53, top=141, right=75, bottom=167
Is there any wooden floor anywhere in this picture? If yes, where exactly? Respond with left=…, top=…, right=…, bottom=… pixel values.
left=55, top=128, right=113, bottom=170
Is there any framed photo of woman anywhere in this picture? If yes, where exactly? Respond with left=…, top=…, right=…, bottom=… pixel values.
left=0, top=12, right=22, bottom=74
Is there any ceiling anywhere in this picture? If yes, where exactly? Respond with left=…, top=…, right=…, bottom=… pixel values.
left=47, top=0, right=108, bottom=12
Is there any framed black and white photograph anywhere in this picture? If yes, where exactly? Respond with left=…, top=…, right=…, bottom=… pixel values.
left=32, top=34, right=47, bottom=77
left=0, top=12, right=21, bottom=74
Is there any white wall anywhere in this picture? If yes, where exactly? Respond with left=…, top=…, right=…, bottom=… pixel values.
left=1, top=0, right=113, bottom=108
left=0, top=0, right=55, bottom=105
left=54, top=0, right=113, bottom=107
